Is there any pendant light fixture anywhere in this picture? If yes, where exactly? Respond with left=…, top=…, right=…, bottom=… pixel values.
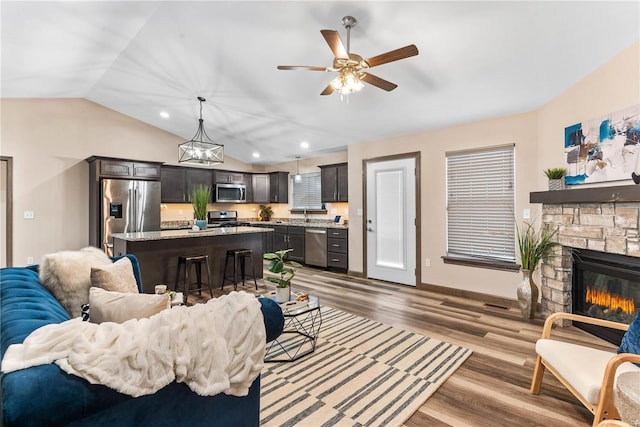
left=294, top=156, right=302, bottom=183
left=178, top=96, right=224, bottom=166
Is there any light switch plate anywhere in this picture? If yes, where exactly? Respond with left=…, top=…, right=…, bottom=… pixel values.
left=523, top=208, right=531, bottom=219
left=23, top=211, right=35, bottom=219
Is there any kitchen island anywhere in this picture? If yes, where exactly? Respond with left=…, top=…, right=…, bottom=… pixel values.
left=112, top=226, right=273, bottom=294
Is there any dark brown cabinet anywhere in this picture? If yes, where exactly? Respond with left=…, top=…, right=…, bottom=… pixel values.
left=327, top=228, right=348, bottom=270
left=320, top=163, right=348, bottom=202
left=214, top=171, right=245, bottom=184
left=269, top=171, right=289, bottom=203
left=87, top=157, right=161, bottom=180
left=251, top=174, right=270, bottom=204
left=161, top=166, right=187, bottom=203
left=251, top=224, right=274, bottom=253
left=186, top=168, right=213, bottom=202
left=161, top=166, right=213, bottom=203
left=271, top=225, right=304, bottom=262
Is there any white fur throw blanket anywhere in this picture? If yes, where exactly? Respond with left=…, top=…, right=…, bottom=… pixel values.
left=1, top=291, right=265, bottom=398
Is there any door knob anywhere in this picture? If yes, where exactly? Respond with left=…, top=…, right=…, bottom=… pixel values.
left=367, top=227, right=374, bottom=232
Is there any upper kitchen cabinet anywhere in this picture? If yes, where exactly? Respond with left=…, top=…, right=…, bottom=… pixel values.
left=214, top=170, right=245, bottom=184
left=251, top=174, right=270, bottom=204
left=269, top=171, right=289, bottom=204
left=86, top=156, right=162, bottom=180
left=186, top=168, right=213, bottom=202
left=319, top=163, right=348, bottom=202
left=160, top=166, right=186, bottom=203
left=160, top=166, right=213, bottom=203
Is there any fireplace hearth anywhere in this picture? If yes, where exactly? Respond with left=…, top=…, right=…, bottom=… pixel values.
left=572, top=249, right=640, bottom=344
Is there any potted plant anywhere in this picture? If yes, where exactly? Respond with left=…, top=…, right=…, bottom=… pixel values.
left=258, top=205, right=273, bottom=221
left=263, top=249, right=302, bottom=302
left=516, top=221, right=558, bottom=319
left=191, top=184, right=211, bottom=230
left=543, top=167, right=567, bottom=191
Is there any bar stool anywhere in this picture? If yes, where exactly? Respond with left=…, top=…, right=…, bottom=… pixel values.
left=222, top=249, right=258, bottom=291
left=174, top=255, right=212, bottom=304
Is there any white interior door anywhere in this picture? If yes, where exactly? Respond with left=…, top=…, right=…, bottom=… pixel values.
left=366, top=158, right=416, bottom=286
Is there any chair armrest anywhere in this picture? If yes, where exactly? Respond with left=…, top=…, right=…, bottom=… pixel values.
left=599, top=353, right=640, bottom=406
left=542, top=312, right=630, bottom=339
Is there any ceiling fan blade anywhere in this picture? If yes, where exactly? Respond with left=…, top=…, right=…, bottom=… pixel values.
left=365, top=44, right=419, bottom=68
left=320, top=84, right=335, bottom=96
left=360, top=73, right=398, bottom=91
left=277, top=65, right=330, bottom=71
left=320, top=29, right=348, bottom=60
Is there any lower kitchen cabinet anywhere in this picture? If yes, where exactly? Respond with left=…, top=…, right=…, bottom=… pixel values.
left=327, top=228, right=348, bottom=270
left=272, top=225, right=304, bottom=263
left=251, top=224, right=273, bottom=253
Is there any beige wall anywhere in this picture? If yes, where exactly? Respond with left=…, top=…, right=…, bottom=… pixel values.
left=347, top=41, right=639, bottom=299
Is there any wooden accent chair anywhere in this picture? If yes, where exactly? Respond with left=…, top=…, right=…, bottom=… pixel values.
left=530, top=312, right=640, bottom=427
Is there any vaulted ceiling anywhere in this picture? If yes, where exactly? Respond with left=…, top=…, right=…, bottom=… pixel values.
left=2, top=1, right=638, bottom=165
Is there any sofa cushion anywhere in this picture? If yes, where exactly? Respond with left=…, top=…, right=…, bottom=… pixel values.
left=90, top=257, right=138, bottom=293
left=39, top=247, right=112, bottom=318
left=536, top=338, right=640, bottom=404
left=618, top=311, right=640, bottom=365
left=1, top=267, right=70, bottom=358
left=88, top=287, right=169, bottom=324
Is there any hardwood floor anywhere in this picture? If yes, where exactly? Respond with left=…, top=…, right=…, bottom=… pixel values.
left=190, top=263, right=617, bottom=427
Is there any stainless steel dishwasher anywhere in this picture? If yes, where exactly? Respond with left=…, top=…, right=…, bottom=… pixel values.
left=305, top=228, right=327, bottom=267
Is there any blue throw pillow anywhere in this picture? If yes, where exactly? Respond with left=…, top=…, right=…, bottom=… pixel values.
left=619, top=311, right=640, bottom=366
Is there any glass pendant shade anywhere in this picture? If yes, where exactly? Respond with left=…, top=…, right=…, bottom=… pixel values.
left=330, top=68, right=364, bottom=95
left=178, top=97, right=224, bottom=166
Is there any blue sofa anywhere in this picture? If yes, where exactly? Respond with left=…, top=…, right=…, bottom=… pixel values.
left=1, top=255, right=284, bottom=427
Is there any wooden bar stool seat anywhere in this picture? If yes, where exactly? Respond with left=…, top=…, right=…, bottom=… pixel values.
left=174, top=255, right=212, bottom=304
left=222, top=249, right=257, bottom=291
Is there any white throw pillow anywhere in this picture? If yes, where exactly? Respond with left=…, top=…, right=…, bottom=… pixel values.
left=89, top=287, right=170, bottom=324
left=91, top=257, right=138, bottom=293
left=39, top=247, right=112, bottom=318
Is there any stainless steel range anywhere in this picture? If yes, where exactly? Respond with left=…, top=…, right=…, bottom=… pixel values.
left=207, top=210, right=250, bottom=228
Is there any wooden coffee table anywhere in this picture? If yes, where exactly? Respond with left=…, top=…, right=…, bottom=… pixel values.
left=264, top=295, right=322, bottom=362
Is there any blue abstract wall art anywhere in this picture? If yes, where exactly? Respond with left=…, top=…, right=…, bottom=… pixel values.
left=564, top=104, right=640, bottom=185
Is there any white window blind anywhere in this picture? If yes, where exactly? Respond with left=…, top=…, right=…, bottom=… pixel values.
left=292, top=173, right=322, bottom=209
left=446, top=146, right=515, bottom=262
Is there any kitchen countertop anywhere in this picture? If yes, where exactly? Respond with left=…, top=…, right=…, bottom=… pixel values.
left=111, top=226, right=272, bottom=242
left=248, top=220, right=348, bottom=230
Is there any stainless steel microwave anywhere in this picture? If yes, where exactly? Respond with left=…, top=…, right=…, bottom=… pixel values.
left=215, top=183, right=246, bottom=203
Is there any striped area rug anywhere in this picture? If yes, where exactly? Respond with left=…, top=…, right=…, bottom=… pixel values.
left=260, top=306, right=472, bottom=427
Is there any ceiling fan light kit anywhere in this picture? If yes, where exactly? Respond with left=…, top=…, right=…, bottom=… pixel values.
left=178, top=96, right=224, bottom=166
left=277, top=15, right=418, bottom=97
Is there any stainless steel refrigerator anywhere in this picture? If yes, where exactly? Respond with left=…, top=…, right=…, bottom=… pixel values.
left=102, top=179, right=161, bottom=255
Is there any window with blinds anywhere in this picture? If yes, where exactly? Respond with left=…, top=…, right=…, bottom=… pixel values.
left=292, top=173, right=322, bottom=209
left=446, top=145, right=515, bottom=262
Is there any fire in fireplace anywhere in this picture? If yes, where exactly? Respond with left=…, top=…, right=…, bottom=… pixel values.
left=572, top=249, right=640, bottom=345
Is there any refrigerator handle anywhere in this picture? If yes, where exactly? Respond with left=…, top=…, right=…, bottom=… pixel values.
left=129, top=188, right=135, bottom=233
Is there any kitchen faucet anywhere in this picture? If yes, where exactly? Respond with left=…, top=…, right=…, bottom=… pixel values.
left=304, top=207, right=309, bottom=222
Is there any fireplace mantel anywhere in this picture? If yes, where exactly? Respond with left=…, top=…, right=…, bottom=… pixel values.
left=530, top=184, right=639, bottom=204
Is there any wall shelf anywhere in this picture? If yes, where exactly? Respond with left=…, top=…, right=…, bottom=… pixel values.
left=530, top=184, right=639, bottom=204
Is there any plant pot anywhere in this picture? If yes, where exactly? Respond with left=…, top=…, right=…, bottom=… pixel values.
left=517, top=269, right=539, bottom=319
left=195, top=219, right=207, bottom=230
left=274, top=286, right=291, bottom=303
left=548, top=179, right=564, bottom=191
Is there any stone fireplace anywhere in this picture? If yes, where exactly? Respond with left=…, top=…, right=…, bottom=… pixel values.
left=530, top=185, right=640, bottom=329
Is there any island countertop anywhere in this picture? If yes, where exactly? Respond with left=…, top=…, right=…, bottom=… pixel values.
left=112, top=226, right=270, bottom=294
left=111, top=226, right=273, bottom=242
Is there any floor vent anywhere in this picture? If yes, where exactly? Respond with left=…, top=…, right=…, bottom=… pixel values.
left=484, top=303, right=510, bottom=310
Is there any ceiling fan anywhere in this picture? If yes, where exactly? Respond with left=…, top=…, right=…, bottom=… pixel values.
left=277, top=16, right=419, bottom=96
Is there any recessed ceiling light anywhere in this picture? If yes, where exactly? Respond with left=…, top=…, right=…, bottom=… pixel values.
left=300, top=141, right=309, bottom=149
left=252, top=152, right=260, bottom=158
left=160, top=111, right=170, bottom=119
